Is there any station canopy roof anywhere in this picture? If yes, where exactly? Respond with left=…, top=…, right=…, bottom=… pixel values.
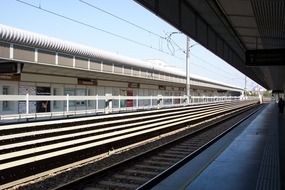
left=0, top=24, right=242, bottom=91
left=136, top=0, right=285, bottom=91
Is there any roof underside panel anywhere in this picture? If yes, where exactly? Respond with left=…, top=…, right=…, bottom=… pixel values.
left=135, top=0, right=285, bottom=90
left=251, top=0, right=285, bottom=49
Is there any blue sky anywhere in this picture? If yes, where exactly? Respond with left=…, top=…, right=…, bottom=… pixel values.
left=0, top=0, right=260, bottom=90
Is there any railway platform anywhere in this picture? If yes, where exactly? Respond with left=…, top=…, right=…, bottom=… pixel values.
left=153, top=103, right=283, bottom=190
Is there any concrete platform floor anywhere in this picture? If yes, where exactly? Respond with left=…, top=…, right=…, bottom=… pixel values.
left=153, top=103, right=283, bottom=190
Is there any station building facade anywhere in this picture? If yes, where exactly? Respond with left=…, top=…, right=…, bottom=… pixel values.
left=0, top=24, right=242, bottom=115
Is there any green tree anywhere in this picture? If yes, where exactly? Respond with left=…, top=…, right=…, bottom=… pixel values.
left=263, top=90, right=271, bottom=97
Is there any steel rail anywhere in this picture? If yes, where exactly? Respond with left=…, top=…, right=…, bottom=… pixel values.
left=0, top=102, right=246, bottom=150
left=0, top=101, right=237, bottom=137
left=0, top=101, right=234, bottom=130
left=0, top=101, right=258, bottom=188
left=53, top=103, right=263, bottom=190
left=1, top=101, right=255, bottom=162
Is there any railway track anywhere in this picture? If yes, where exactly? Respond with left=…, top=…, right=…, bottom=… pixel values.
left=0, top=100, right=259, bottom=189
left=53, top=102, right=263, bottom=190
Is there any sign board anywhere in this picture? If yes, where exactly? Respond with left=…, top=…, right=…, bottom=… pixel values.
left=78, top=78, right=97, bottom=86
left=128, top=82, right=140, bottom=88
left=159, top=85, right=166, bottom=90
left=246, top=48, right=285, bottom=66
left=0, top=74, right=20, bottom=81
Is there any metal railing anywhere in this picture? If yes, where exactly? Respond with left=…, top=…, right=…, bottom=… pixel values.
left=0, top=94, right=244, bottom=121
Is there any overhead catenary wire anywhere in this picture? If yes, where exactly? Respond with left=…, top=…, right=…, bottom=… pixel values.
left=164, top=32, right=185, bottom=55
left=190, top=61, right=235, bottom=81
left=79, top=0, right=164, bottom=39
left=85, top=1, right=253, bottom=88
left=14, top=0, right=251, bottom=88
left=165, top=32, right=241, bottom=80
left=190, top=53, right=242, bottom=79
left=166, top=32, right=186, bottom=54
left=16, top=0, right=184, bottom=61
left=78, top=0, right=187, bottom=62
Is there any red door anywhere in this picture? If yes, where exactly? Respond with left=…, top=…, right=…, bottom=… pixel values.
left=127, top=90, right=133, bottom=107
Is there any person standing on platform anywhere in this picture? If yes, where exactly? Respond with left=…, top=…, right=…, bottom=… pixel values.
left=278, top=98, right=284, bottom=113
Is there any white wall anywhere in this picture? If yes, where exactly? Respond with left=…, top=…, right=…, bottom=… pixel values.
left=0, top=77, right=188, bottom=115
left=0, top=80, right=18, bottom=115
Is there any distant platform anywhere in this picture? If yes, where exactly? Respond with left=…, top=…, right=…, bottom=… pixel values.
left=153, top=103, right=282, bottom=190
